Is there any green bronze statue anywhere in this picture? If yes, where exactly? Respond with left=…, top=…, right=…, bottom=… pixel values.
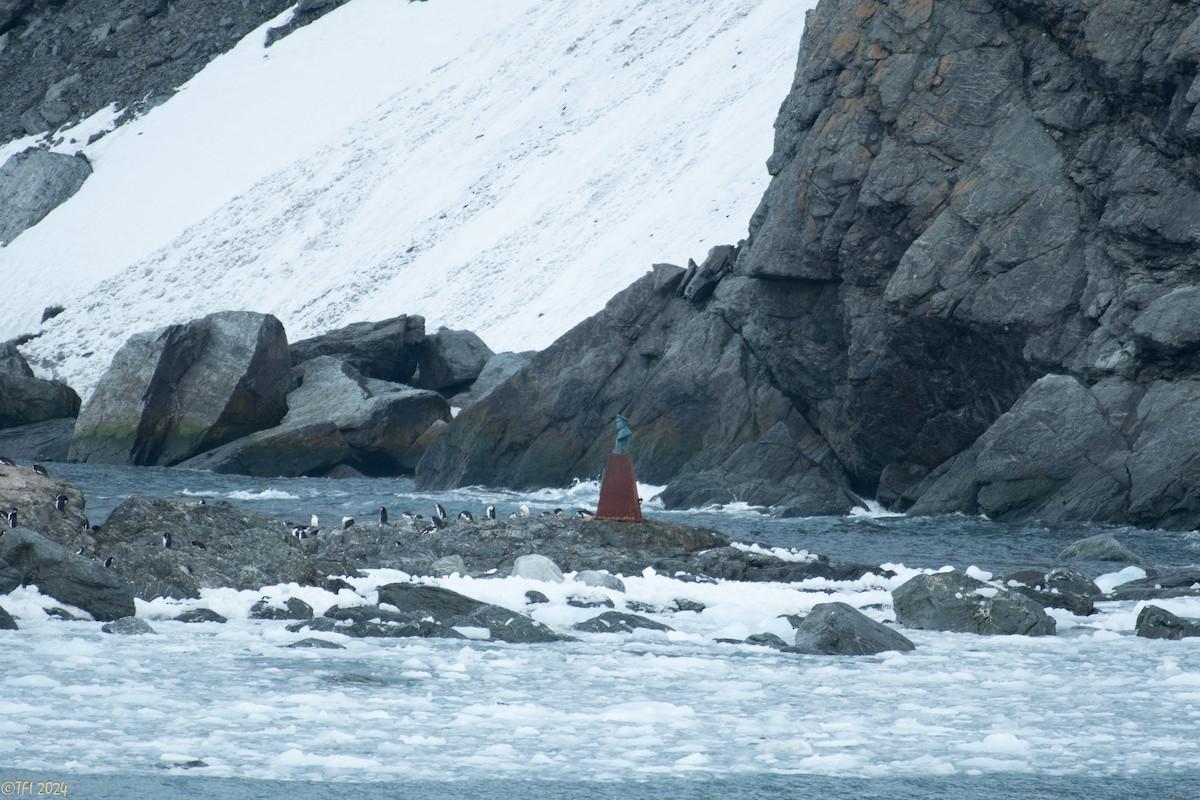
left=614, top=414, right=632, bottom=454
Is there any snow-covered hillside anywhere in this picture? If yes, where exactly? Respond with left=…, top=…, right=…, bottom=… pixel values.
left=0, top=0, right=813, bottom=400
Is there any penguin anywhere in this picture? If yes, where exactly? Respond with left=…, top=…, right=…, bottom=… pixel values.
left=401, top=511, right=416, bottom=521
left=342, top=516, right=355, bottom=529
left=434, top=503, right=447, bottom=521
left=76, top=546, right=84, bottom=556
left=553, top=508, right=563, bottom=515
left=7, top=509, right=16, bottom=528
left=540, top=511, right=552, bottom=517
left=310, top=513, right=319, bottom=528
left=54, top=494, right=67, bottom=512
left=379, top=507, right=389, bottom=525
left=486, top=505, right=496, bottom=520
left=430, top=515, right=447, bottom=530
left=190, top=540, right=207, bottom=550
left=0, top=456, right=14, bottom=466
left=457, top=510, right=474, bottom=522
left=576, top=508, right=595, bottom=520
left=103, top=557, right=113, bottom=568
left=32, top=464, right=48, bottom=477
left=519, top=504, right=530, bottom=518
left=162, top=532, right=172, bottom=549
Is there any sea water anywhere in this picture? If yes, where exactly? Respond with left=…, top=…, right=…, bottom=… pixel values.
left=1, top=463, right=1198, bottom=799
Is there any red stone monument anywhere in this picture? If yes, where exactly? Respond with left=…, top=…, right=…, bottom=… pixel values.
left=595, top=414, right=643, bottom=522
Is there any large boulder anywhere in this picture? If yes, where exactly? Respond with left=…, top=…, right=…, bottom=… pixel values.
left=0, top=342, right=80, bottom=429
left=89, top=495, right=326, bottom=599
left=789, top=601, right=915, bottom=655
left=69, top=311, right=293, bottom=467
left=0, top=148, right=91, bottom=245
left=178, top=356, right=449, bottom=477
left=413, top=327, right=494, bottom=393
left=447, top=351, right=534, bottom=410
left=1135, top=605, right=1200, bottom=640
left=289, top=315, right=425, bottom=384
left=892, top=571, right=1056, bottom=636
left=0, top=528, right=135, bottom=621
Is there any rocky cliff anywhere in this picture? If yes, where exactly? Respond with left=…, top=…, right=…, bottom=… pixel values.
left=419, top=0, right=1200, bottom=530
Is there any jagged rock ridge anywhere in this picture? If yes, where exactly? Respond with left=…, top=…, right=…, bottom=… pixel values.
left=417, top=0, right=1200, bottom=530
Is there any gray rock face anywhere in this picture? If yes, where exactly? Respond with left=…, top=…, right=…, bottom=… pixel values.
left=289, top=315, right=425, bottom=385
left=90, top=495, right=324, bottom=599
left=413, top=0, right=1200, bottom=530
left=1107, top=571, right=1200, bottom=601
left=179, top=356, right=449, bottom=477
left=0, top=527, right=135, bottom=621
left=0, top=148, right=90, bottom=244
left=1135, top=605, right=1200, bottom=640
left=0, top=418, right=76, bottom=462
left=69, top=311, right=292, bottom=467
left=789, top=601, right=915, bottom=655
left=175, top=607, right=227, bottom=624
left=250, top=597, right=313, bottom=621
left=0, top=604, right=17, bottom=629
left=892, top=571, right=1056, bottom=637
left=511, top=554, right=564, bottom=583
left=447, top=351, right=534, bottom=410
left=414, top=328, right=494, bottom=393
left=0, top=0, right=342, bottom=146
left=0, top=371, right=81, bottom=430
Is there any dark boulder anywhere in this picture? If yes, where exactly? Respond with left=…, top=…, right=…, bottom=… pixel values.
left=0, top=527, right=135, bottom=621
left=287, top=637, right=344, bottom=649
left=175, top=608, right=227, bottom=624
left=788, top=601, right=915, bottom=655
left=0, top=148, right=91, bottom=245
left=376, top=581, right=569, bottom=643
left=250, top=597, right=313, bottom=621
left=414, top=327, right=494, bottom=393
left=999, top=568, right=1100, bottom=616
left=447, top=351, right=534, bottom=410
left=1107, top=571, right=1200, bottom=601
left=1135, top=605, right=1200, bottom=640
left=892, top=571, right=1056, bottom=636
left=572, top=610, right=672, bottom=634
left=1056, top=533, right=1153, bottom=570
left=293, top=606, right=465, bottom=640
left=90, top=495, right=325, bottom=599
left=0, top=372, right=80, bottom=430
left=179, top=356, right=449, bottom=477
left=289, top=315, right=425, bottom=384
left=653, top=546, right=884, bottom=584
left=69, top=311, right=292, bottom=467
left=0, top=605, right=16, bottom=629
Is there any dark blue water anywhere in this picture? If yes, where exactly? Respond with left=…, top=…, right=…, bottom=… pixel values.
left=6, top=770, right=1197, bottom=800
left=51, top=462, right=1200, bottom=577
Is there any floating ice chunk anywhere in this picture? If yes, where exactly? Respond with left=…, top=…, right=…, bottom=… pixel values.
left=756, top=738, right=814, bottom=756
left=1095, top=566, right=1148, bottom=593
left=960, top=733, right=1031, bottom=755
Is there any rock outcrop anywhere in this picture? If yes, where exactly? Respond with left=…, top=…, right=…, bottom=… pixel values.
left=789, top=601, right=915, bottom=655
left=0, top=528, right=136, bottom=620
left=69, top=311, right=292, bottom=467
left=179, top=356, right=449, bottom=477
left=892, top=571, right=1057, bottom=636
left=89, top=495, right=326, bottom=599
left=0, top=0, right=340, bottom=145
left=289, top=315, right=426, bottom=385
left=0, top=148, right=91, bottom=245
left=414, top=0, right=1200, bottom=530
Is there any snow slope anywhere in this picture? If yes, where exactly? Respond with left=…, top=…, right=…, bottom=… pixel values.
left=0, top=0, right=813, bottom=400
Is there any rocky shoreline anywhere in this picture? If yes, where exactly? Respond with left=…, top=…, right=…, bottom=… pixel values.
left=1, top=461, right=1197, bottom=652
